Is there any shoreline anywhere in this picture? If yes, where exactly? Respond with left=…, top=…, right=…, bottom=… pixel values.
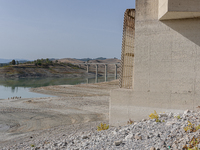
left=30, top=79, right=119, bottom=97
left=0, top=80, right=119, bottom=148
left=0, top=76, right=118, bottom=99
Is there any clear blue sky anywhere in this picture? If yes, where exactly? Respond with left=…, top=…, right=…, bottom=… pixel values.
left=0, top=0, right=135, bottom=60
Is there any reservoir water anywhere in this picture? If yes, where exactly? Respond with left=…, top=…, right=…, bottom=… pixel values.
left=0, top=76, right=118, bottom=99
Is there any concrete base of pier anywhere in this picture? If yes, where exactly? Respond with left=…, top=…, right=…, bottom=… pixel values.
left=109, top=89, right=200, bottom=126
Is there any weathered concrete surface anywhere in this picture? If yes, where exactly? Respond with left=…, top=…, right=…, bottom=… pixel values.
left=110, top=89, right=200, bottom=126
left=159, top=0, right=200, bottom=20
left=110, top=0, right=200, bottom=126
left=134, top=0, right=200, bottom=94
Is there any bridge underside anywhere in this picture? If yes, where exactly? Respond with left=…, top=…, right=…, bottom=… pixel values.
left=159, top=0, right=200, bottom=20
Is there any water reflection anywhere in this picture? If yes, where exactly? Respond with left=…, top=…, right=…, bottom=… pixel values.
left=95, top=76, right=98, bottom=83
left=0, top=75, right=118, bottom=99
left=11, top=86, right=18, bottom=93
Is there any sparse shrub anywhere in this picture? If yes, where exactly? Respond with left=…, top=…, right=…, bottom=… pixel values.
left=156, top=119, right=161, bottom=122
left=37, top=62, right=42, bottom=66
left=31, top=145, right=34, bottom=147
left=175, top=115, right=181, bottom=119
left=183, top=121, right=200, bottom=149
left=127, top=119, right=134, bottom=125
left=183, top=137, right=200, bottom=150
left=11, top=59, right=16, bottom=65
left=184, top=121, right=200, bottom=133
left=149, top=110, right=161, bottom=122
left=97, top=123, right=109, bottom=131
left=67, top=63, right=80, bottom=69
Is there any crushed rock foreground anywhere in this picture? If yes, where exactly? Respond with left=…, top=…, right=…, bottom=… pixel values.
left=2, top=110, right=200, bottom=150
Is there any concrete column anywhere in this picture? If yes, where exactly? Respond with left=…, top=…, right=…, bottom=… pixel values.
left=115, top=64, right=117, bottom=80
left=86, top=78, right=89, bottom=84
left=96, top=64, right=98, bottom=77
left=105, top=64, right=107, bottom=82
left=86, top=64, right=89, bottom=73
left=95, top=64, right=98, bottom=83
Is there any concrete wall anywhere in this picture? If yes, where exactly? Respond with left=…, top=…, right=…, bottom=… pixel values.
left=110, top=0, right=200, bottom=126
left=159, top=0, right=200, bottom=20
left=110, top=89, right=198, bottom=126
left=134, top=0, right=200, bottom=94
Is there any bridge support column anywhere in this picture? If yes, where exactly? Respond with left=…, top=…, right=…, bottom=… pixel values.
left=115, top=64, right=117, bottom=80
left=86, top=64, right=89, bottom=73
left=105, top=64, right=107, bottom=82
left=86, top=78, right=89, bottom=84
left=95, top=64, right=98, bottom=83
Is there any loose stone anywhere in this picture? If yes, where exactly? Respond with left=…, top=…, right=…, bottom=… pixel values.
left=2, top=110, right=200, bottom=150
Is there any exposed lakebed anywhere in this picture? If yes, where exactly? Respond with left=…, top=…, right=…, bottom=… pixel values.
left=0, top=79, right=119, bottom=146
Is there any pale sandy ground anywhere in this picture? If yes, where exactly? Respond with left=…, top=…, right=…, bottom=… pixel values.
left=0, top=80, right=119, bottom=147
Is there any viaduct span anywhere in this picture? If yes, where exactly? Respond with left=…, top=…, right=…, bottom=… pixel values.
left=73, top=63, right=120, bottom=82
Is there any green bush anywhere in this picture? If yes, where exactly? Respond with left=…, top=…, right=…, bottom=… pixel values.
left=11, top=59, right=16, bottom=65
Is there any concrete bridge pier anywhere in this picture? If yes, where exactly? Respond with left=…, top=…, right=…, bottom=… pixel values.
left=115, top=64, right=117, bottom=80
left=86, top=64, right=89, bottom=73
left=95, top=64, right=98, bottom=83
left=86, top=78, right=89, bottom=84
left=104, top=64, right=107, bottom=82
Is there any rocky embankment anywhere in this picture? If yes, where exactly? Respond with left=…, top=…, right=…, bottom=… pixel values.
left=2, top=110, right=200, bottom=150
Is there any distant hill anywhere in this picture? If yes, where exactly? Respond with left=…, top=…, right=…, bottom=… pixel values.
left=57, top=58, right=120, bottom=64
left=76, top=58, right=92, bottom=62
left=0, top=57, right=119, bottom=64
left=77, top=57, right=107, bottom=62
left=0, top=62, right=94, bottom=78
left=0, top=57, right=121, bottom=78
left=0, top=58, right=30, bottom=64
left=0, top=59, right=12, bottom=63
left=56, top=58, right=121, bottom=75
left=57, top=58, right=84, bottom=64
left=87, top=58, right=120, bottom=64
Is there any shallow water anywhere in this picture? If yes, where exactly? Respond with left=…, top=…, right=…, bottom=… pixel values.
left=0, top=76, right=118, bottom=99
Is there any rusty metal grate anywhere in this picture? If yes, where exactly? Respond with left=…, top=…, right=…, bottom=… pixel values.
left=119, top=9, right=135, bottom=89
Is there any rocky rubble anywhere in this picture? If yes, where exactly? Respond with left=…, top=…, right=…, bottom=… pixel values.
left=2, top=110, right=200, bottom=150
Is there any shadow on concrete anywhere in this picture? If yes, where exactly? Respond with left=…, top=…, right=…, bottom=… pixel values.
left=161, top=18, right=200, bottom=47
